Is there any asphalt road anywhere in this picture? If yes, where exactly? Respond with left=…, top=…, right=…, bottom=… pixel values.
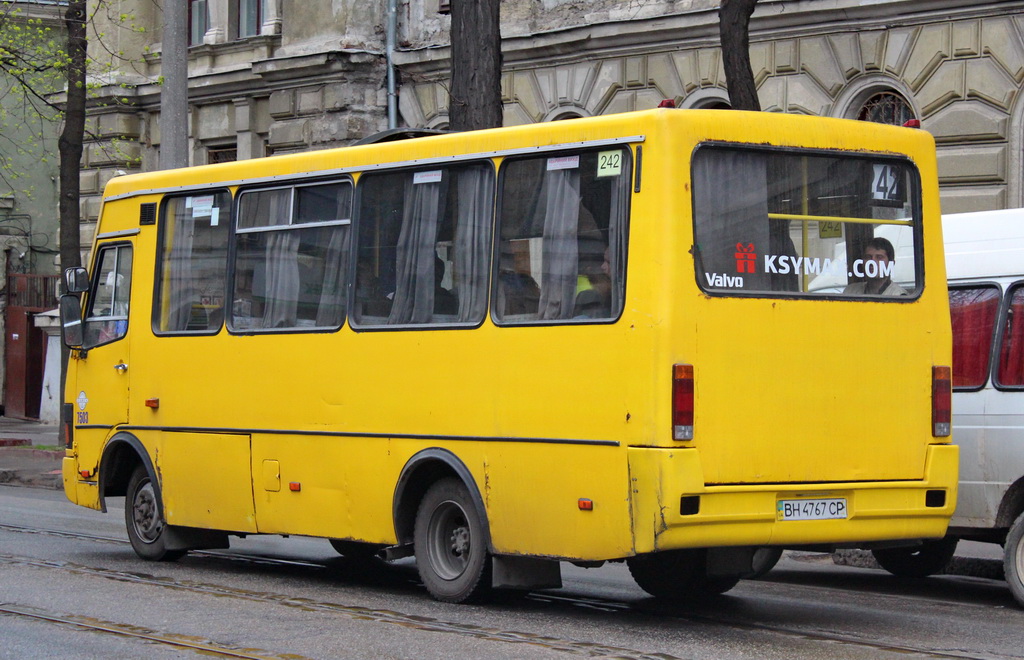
left=1, top=485, right=1022, bottom=660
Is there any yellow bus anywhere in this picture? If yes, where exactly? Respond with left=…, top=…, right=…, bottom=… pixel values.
left=58, top=109, right=957, bottom=603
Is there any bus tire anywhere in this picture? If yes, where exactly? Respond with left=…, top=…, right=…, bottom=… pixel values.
left=1005, top=511, right=1024, bottom=608
left=627, top=549, right=740, bottom=599
left=125, top=465, right=185, bottom=562
left=871, top=536, right=957, bottom=578
left=414, top=478, right=491, bottom=603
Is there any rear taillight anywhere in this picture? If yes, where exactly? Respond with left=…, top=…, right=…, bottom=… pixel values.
left=932, top=366, right=951, bottom=437
left=673, top=364, right=694, bottom=440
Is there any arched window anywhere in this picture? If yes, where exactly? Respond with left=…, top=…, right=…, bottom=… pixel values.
left=858, top=91, right=915, bottom=125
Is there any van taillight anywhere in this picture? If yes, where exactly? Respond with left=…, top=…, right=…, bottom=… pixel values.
left=932, top=366, right=951, bottom=437
left=673, top=364, right=694, bottom=441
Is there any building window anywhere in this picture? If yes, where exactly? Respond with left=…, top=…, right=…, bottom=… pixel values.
left=858, top=91, right=914, bottom=126
left=188, top=0, right=209, bottom=46
left=237, top=0, right=262, bottom=38
left=208, top=147, right=237, bottom=164
left=438, top=0, right=451, bottom=14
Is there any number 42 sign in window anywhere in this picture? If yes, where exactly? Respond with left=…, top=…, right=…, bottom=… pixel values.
left=871, top=163, right=904, bottom=203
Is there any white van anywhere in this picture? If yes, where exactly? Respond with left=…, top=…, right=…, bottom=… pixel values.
left=866, top=209, right=1024, bottom=606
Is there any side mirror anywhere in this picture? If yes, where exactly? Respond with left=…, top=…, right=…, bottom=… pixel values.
left=59, top=294, right=84, bottom=348
left=63, top=266, right=90, bottom=294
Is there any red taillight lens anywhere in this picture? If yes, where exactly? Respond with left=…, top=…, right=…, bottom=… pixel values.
left=673, top=364, right=694, bottom=440
left=932, top=366, right=951, bottom=437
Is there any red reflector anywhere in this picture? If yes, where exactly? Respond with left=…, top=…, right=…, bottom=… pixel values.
left=672, top=364, right=694, bottom=440
left=903, top=119, right=921, bottom=128
left=578, top=498, right=593, bottom=511
left=289, top=482, right=301, bottom=492
left=658, top=99, right=676, bottom=108
left=145, top=398, right=160, bottom=409
left=79, top=470, right=90, bottom=478
left=932, top=366, right=951, bottom=437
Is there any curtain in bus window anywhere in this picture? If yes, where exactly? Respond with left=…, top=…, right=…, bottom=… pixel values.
left=166, top=209, right=196, bottom=330
left=315, top=228, right=348, bottom=327
left=261, top=231, right=300, bottom=328
left=454, top=166, right=492, bottom=323
left=535, top=165, right=581, bottom=320
left=997, top=287, right=1024, bottom=387
left=390, top=173, right=444, bottom=324
left=607, top=168, right=627, bottom=313
left=692, top=150, right=770, bottom=292
left=950, top=286, right=1000, bottom=389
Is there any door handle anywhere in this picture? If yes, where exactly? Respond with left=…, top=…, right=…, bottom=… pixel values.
left=114, top=362, right=128, bottom=373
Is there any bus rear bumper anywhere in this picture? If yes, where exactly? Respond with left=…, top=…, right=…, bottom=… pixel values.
left=628, top=444, right=959, bottom=553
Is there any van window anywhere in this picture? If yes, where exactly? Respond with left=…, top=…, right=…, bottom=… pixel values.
left=155, top=192, right=232, bottom=333
left=996, top=284, right=1024, bottom=388
left=950, top=285, right=1001, bottom=389
left=495, top=148, right=629, bottom=323
left=693, top=146, right=921, bottom=298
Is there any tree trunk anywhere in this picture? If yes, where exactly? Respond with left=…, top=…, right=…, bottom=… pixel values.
left=719, top=0, right=761, bottom=111
left=58, top=0, right=86, bottom=445
left=449, top=0, right=502, bottom=132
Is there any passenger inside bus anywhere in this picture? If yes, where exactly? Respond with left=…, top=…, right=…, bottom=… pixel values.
left=843, top=237, right=908, bottom=296
left=574, top=246, right=612, bottom=318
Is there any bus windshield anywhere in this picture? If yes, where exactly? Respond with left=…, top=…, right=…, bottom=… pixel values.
left=692, top=145, right=921, bottom=298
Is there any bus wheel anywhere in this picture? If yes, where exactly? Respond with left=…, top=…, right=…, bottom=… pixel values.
left=871, top=536, right=957, bottom=578
left=627, top=549, right=740, bottom=599
left=1005, top=512, right=1024, bottom=608
left=125, top=466, right=185, bottom=562
left=414, top=478, right=491, bottom=603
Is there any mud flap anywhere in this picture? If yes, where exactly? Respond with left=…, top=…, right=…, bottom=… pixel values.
left=163, top=525, right=231, bottom=551
left=707, top=546, right=756, bottom=577
left=492, top=556, right=562, bottom=590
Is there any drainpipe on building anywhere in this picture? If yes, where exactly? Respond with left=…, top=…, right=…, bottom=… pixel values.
left=386, top=0, right=398, bottom=129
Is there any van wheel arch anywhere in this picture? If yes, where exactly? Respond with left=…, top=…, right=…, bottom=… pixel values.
left=98, top=432, right=159, bottom=515
left=392, top=448, right=491, bottom=552
left=995, top=476, right=1024, bottom=532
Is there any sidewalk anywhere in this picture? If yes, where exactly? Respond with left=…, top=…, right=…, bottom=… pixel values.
left=0, top=416, right=62, bottom=489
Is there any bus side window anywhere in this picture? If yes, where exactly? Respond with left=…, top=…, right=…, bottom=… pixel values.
left=353, top=163, right=493, bottom=328
left=83, top=244, right=132, bottom=348
left=231, top=181, right=351, bottom=332
left=495, top=148, right=629, bottom=324
left=950, top=285, right=1001, bottom=389
left=155, top=192, right=231, bottom=334
left=996, top=284, right=1024, bottom=388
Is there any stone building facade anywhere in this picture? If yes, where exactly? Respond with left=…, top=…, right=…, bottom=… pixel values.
left=81, top=0, right=1024, bottom=246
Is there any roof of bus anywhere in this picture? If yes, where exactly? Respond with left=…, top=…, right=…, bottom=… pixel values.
left=943, top=208, right=1024, bottom=281
left=99, top=108, right=935, bottom=201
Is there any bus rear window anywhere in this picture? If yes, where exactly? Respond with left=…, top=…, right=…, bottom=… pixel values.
left=692, top=146, right=921, bottom=298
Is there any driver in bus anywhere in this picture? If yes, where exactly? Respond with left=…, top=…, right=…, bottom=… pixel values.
left=843, top=237, right=908, bottom=297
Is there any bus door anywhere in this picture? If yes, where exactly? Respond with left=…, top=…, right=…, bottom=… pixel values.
left=73, top=241, right=134, bottom=474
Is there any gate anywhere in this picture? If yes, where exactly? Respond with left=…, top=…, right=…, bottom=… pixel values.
left=4, top=273, right=59, bottom=419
